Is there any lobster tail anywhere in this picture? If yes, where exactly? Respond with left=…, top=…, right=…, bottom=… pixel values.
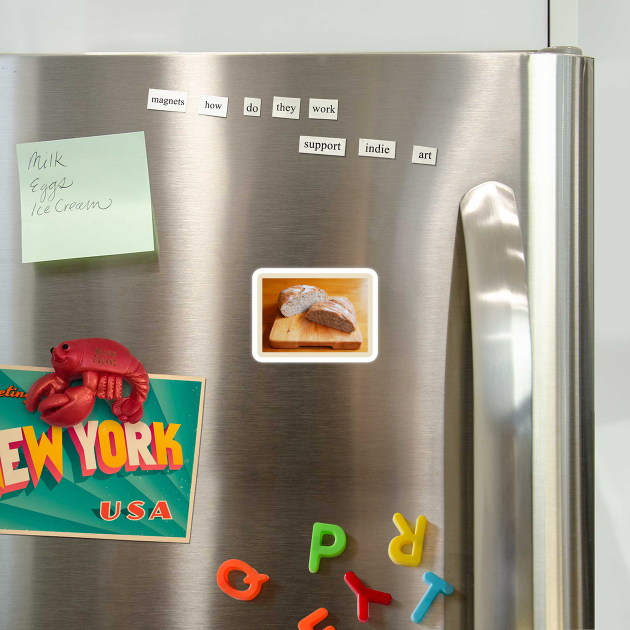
left=112, top=358, right=150, bottom=424
left=126, top=358, right=150, bottom=403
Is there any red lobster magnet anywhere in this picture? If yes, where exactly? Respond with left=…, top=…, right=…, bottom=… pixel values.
left=26, top=338, right=149, bottom=428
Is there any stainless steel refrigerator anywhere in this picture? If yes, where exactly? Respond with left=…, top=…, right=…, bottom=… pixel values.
left=0, top=50, right=593, bottom=629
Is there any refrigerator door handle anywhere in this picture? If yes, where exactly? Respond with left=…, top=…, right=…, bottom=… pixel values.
left=460, top=181, right=533, bottom=629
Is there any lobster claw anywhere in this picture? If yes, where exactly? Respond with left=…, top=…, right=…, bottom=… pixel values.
left=37, top=386, right=96, bottom=428
left=25, top=373, right=67, bottom=413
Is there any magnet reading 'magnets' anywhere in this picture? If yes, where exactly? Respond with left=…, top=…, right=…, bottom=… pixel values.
left=26, top=338, right=149, bottom=428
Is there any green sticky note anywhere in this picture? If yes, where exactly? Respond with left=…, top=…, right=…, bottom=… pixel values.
left=16, top=132, right=155, bottom=263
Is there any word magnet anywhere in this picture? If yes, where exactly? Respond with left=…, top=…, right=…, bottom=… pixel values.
left=216, top=559, right=269, bottom=601
left=411, top=145, right=438, bottom=165
left=272, top=96, right=300, bottom=119
left=147, top=88, right=187, bottom=112
left=244, top=97, right=262, bottom=116
left=308, top=98, right=338, bottom=120
left=411, top=572, right=454, bottom=624
left=344, top=571, right=392, bottom=622
left=358, top=138, right=396, bottom=159
left=198, top=95, right=228, bottom=118
left=388, top=512, right=427, bottom=567
left=299, top=136, right=346, bottom=157
left=309, top=522, right=346, bottom=573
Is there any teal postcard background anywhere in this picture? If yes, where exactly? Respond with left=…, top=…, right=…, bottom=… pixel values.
left=0, top=367, right=204, bottom=542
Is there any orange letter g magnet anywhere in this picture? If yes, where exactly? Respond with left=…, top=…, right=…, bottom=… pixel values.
left=217, top=559, right=269, bottom=601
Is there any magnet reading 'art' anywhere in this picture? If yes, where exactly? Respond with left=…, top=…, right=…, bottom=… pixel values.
left=216, top=559, right=269, bottom=601
left=388, top=512, right=427, bottom=567
left=25, top=338, right=149, bottom=427
left=308, top=522, right=347, bottom=573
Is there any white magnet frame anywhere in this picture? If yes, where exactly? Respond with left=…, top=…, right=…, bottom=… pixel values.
left=252, top=267, right=378, bottom=363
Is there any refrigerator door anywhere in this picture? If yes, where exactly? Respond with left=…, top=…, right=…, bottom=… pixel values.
left=0, top=52, right=593, bottom=629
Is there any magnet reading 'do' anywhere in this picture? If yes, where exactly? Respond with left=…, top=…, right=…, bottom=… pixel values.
left=26, top=338, right=149, bottom=427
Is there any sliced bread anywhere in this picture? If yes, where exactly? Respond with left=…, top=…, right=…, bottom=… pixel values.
left=306, top=296, right=357, bottom=333
left=278, top=285, right=328, bottom=317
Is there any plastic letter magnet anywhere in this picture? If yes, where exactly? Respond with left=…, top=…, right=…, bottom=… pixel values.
left=309, top=522, right=347, bottom=573
left=344, top=571, right=392, bottom=622
left=216, top=559, right=269, bottom=601
left=298, top=607, right=335, bottom=630
left=388, top=512, right=427, bottom=567
left=410, top=571, right=454, bottom=623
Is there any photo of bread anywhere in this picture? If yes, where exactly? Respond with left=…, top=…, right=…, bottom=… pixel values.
left=306, top=297, right=357, bottom=333
left=278, top=285, right=328, bottom=317
left=260, top=277, right=369, bottom=353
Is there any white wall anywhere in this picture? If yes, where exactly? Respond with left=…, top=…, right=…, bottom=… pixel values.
left=576, top=1, right=629, bottom=627
left=0, top=0, right=547, bottom=53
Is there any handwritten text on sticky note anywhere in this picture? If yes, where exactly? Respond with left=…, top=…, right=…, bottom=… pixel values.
left=17, top=132, right=155, bottom=263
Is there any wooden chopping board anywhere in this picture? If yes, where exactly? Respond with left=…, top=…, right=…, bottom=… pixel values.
left=269, top=310, right=363, bottom=350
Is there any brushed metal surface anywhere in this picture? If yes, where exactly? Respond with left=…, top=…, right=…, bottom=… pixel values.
left=0, top=52, right=593, bottom=629
left=460, top=182, right=533, bottom=630
left=527, top=52, right=595, bottom=629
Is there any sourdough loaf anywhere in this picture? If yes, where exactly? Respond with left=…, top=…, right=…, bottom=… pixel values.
left=278, top=285, right=328, bottom=317
left=306, top=296, right=357, bottom=333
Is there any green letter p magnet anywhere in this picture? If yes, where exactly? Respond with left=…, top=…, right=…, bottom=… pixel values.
left=309, top=522, right=347, bottom=573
